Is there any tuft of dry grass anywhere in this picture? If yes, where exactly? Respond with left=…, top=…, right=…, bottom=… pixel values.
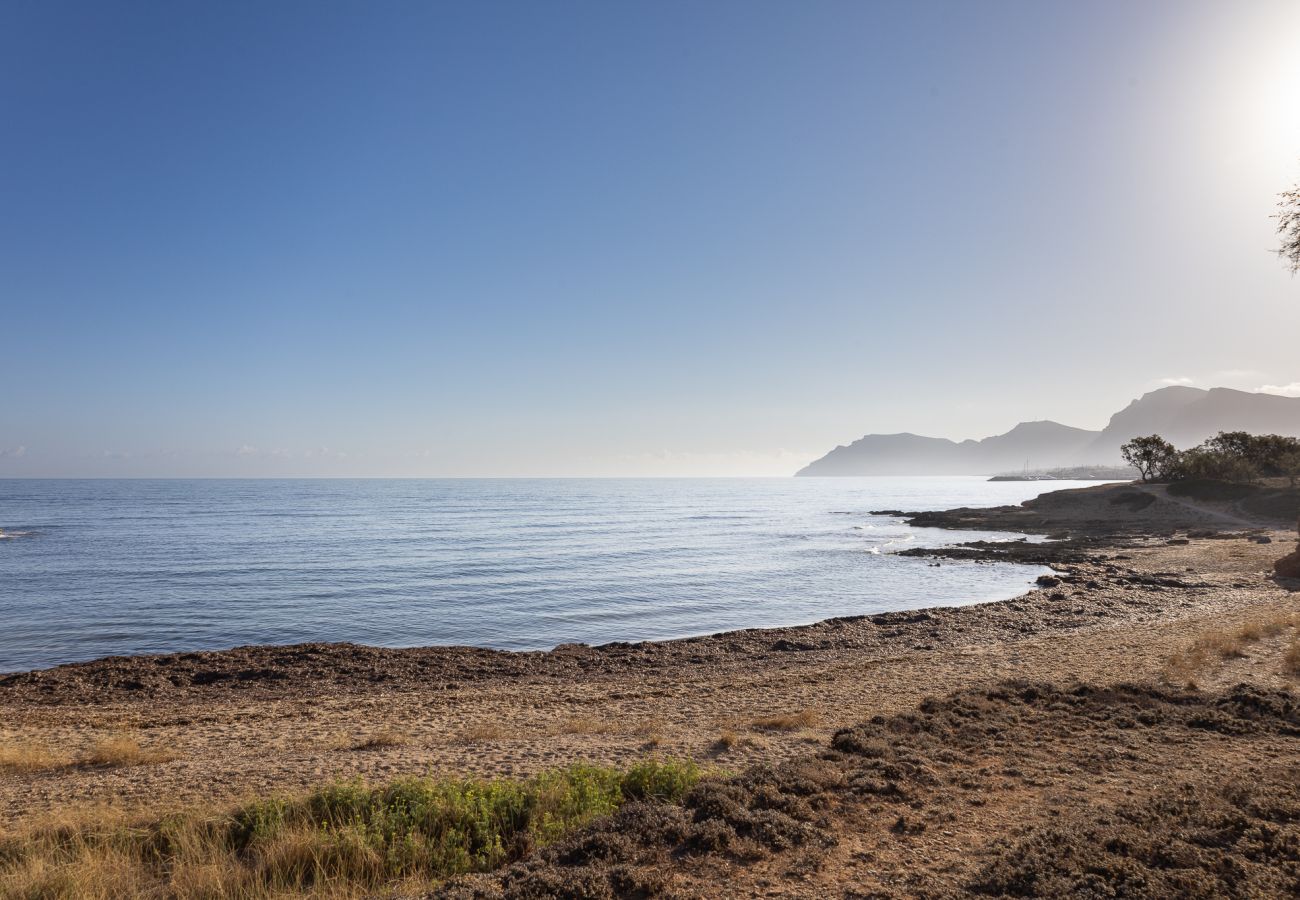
left=1284, top=635, right=1300, bottom=678
left=76, top=735, right=178, bottom=769
left=2, top=735, right=177, bottom=773
left=0, top=742, right=71, bottom=774
left=460, top=722, right=509, bottom=743
left=632, top=720, right=663, bottom=748
left=749, top=708, right=820, bottom=732
left=350, top=727, right=411, bottom=751
left=553, top=716, right=617, bottom=736
left=1162, top=613, right=1300, bottom=686
left=713, top=730, right=738, bottom=752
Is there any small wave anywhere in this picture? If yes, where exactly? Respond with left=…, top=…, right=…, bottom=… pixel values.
left=0, top=530, right=33, bottom=539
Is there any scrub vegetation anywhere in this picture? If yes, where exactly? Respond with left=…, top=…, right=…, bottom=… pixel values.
left=0, top=760, right=701, bottom=899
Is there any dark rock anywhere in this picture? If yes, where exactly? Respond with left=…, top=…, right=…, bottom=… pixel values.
left=1275, top=548, right=1300, bottom=579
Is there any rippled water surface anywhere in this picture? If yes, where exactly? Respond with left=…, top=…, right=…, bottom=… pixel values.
left=0, top=477, right=1105, bottom=672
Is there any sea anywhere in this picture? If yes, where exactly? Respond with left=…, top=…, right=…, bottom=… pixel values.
left=0, top=477, right=1109, bottom=674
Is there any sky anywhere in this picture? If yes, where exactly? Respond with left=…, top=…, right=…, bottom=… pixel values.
left=2, top=0, right=1299, bottom=477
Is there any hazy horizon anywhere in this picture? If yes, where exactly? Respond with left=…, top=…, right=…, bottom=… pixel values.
left=4, top=1, right=1299, bottom=477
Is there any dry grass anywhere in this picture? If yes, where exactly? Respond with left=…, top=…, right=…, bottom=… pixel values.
left=1284, top=634, right=1300, bottom=678
left=713, top=730, right=738, bottom=752
left=460, top=722, right=508, bottom=743
left=749, top=708, right=820, bottom=732
left=349, top=727, right=411, bottom=751
left=632, top=720, right=663, bottom=748
left=0, top=760, right=702, bottom=899
left=1162, top=613, right=1299, bottom=686
left=1, top=735, right=177, bottom=773
left=0, top=742, right=71, bottom=774
left=76, top=735, right=178, bottom=768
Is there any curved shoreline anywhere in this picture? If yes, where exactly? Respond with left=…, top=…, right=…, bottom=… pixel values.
left=1, top=481, right=1297, bottom=836
left=2, top=481, right=1291, bottom=699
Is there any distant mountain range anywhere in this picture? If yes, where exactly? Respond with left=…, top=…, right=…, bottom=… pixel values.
left=795, top=387, right=1300, bottom=476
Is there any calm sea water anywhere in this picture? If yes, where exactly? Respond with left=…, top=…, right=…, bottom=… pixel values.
left=0, top=477, right=1101, bottom=673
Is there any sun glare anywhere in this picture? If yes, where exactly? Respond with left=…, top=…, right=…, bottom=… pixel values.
left=1230, top=21, right=1300, bottom=181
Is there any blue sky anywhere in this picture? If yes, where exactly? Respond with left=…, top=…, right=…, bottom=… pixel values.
left=2, top=0, right=1298, bottom=476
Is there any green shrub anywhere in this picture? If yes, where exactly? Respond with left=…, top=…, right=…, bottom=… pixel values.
left=0, top=759, right=704, bottom=896
left=620, top=758, right=700, bottom=802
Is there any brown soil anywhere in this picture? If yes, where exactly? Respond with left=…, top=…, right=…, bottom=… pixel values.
left=438, top=681, right=1299, bottom=899
left=2, top=481, right=1299, bottom=896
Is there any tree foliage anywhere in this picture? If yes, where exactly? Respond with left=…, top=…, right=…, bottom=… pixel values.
left=1120, top=435, right=1178, bottom=483
left=1279, top=178, right=1300, bottom=273
left=1127, top=430, right=1300, bottom=485
left=1276, top=449, right=1300, bottom=489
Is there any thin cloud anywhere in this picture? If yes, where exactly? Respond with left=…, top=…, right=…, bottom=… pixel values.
left=1159, top=376, right=1195, bottom=386
left=303, top=447, right=347, bottom=459
left=0, top=445, right=26, bottom=459
left=1258, top=382, right=1300, bottom=397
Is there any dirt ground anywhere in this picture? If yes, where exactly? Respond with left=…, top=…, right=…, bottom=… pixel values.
left=441, top=680, right=1298, bottom=899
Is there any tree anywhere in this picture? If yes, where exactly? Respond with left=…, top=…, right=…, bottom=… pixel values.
left=1203, top=431, right=1255, bottom=459
left=1171, top=446, right=1259, bottom=483
left=1278, top=449, right=1300, bottom=489
left=1279, top=177, right=1300, bottom=273
left=1273, top=177, right=1300, bottom=554
left=1200, top=431, right=1300, bottom=479
left=1120, top=435, right=1178, bottom=483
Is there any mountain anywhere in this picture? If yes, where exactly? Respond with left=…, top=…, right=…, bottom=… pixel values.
left=797, top=421, right=1097, bottom=476
left=1084, top=387, right=1300, bottom=462
left=796, top=386, right=1300, bottom=476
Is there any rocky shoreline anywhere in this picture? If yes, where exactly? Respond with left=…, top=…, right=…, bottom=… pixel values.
left=2, top=481, right=1295, bottom=706
left=1, top=480, right=1296, bottom=847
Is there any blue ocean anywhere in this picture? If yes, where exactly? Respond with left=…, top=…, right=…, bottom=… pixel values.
left=0, top=477, right=1096, bottom=673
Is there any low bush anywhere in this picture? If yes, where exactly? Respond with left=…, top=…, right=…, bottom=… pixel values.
left=1166, top=479, right=1258, bottom=502
left=0, top=759, right=701, bottom=898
